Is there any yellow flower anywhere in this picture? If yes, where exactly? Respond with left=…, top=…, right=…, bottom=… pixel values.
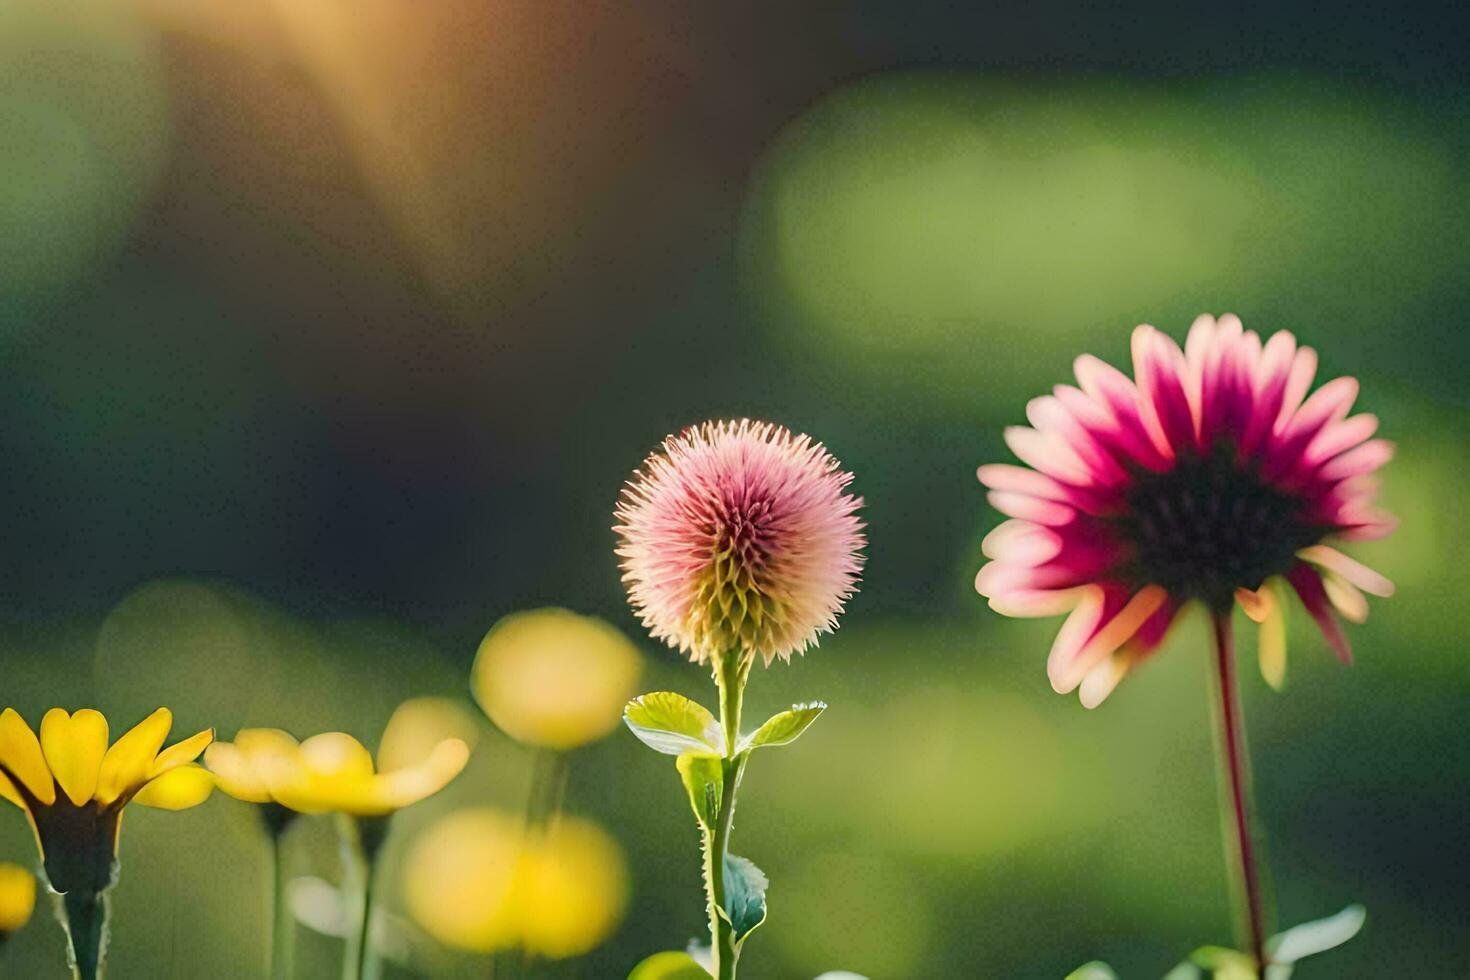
left=517, top=815, right=629, bottom=959
left=263, top=714, right=469, bottom=818
left=0, top=862, right=35, bottom=935
left=202, top=728, right=300, bottom=804
left=403, top=807, right=628, bottom=959
left=403, top=808, right=521, bottom=953
left=0, top=707, right=213, bottom=894
left=471, top=608, right=643, bottom=751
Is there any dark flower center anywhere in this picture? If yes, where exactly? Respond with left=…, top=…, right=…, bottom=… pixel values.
left=1113, top=442, right=1322, bottom=609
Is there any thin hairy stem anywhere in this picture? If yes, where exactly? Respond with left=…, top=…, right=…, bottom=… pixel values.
left=1211, top=611, right=1270, bottom=970
left=704, top=652, right=750, bottom=980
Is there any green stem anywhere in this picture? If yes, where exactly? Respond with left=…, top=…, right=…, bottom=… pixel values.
left=339, top=815, right=390, bottom=980
left=705, top=653, right=751, bottom=980
left=56, top=888, right=108, bottom=980
left=1210, top=611, right=1270, bottom=971
left=513, top=749, right=570, bottom=979
left=270, top=830, right=295, bottom=980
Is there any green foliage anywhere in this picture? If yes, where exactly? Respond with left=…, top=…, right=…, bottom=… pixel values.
left=1090, top=906, right=1367, bottom=980
left=676, top=752, right=724, bottom=830
left=1269, top=905, right=1366, bottom=965
left=737, top=702, right=827, bottom=754
left=721, top=853, right=769, bottom=944
left=626, top=692, right=723, bottom=756
left=1066, top=963, right=1119, bottom=980
left=628, top=950, right=712, bottom=979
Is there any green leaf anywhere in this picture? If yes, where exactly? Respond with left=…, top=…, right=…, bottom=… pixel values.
left=721, top=853, right=769, bottom=943
left=1269, top=904, right=1366, bottom=965
left=1161, top=962, right=1202, bottom=980
left=626, top=692, right=723, bottom=756
left=627, top=951, right=711, bottom=979
left=737, top=701, right=827, bottom=753
left=1187, top=946, right=1258, bottom=980
left=676, top=752, right=723, bottom=830
left=1065, top=963, right=1119, bottom=980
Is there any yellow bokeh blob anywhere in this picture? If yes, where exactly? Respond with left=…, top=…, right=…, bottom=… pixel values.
left=402, top=807, right=629, bottom=959
left=403, top=809, right=522, bottom=954
left=517, top=815, right=630, bottom=959
left=471, top=609, right=642, bottom=751
left=0, top=862, right=35, bottom=933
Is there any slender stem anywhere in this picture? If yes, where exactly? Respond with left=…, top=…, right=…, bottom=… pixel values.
left=339, top=816, right=389, bottom=980
left=1210, top=611, right=1269, bottom=970
left=353, top=862, right=376, bottom=980
left=270, top=833, right=295, bottom=980
left=512, top=748, right=570, bottom=980
left=705, top=653, right=750, bottom=980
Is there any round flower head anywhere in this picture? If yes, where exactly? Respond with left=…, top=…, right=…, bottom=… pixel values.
left=977, top=316, right=1396, bottom=707
left=615, top=420, right=865, bottom=666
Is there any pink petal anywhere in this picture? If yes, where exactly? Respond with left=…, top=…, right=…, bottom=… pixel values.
left=1318, top=439, right=1394, bottom=481
left=1287, top=564, right=1352, bottom=665
left=1296, top=545, right=1394, bottom=596
left=1050, top=585, right=1166, bottom=695
left=1003, top=426, right=1094, bottom=487
left=1132, top=325, right=1197, bottom=456
left=1303, top=414, right=1379, bottom=467
left=987, top=491, right=1076, bottom=526
left=988, top=587, right=1088, bottom=618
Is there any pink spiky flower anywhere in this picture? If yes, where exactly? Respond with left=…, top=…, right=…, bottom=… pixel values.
left=978, top=315, right=1397, bottom=708
left=615, top=420, right=865, bottom=667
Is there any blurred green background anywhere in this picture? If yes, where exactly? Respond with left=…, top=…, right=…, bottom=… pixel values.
left=0, top=0, right=1467, bottom=976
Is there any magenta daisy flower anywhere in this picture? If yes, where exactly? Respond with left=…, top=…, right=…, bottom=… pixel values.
left=615, top=419, right=865, bottom=667
left=977, top=315, right=1396, bottom=708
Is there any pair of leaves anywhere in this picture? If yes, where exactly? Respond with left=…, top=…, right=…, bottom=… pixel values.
left=1068, top=904, right=1367, bottom=980
left=624, top=691, right=827, bottom=758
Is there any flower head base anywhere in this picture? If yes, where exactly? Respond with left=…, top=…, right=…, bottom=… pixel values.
left=977, top=316, right=1396, bottom=706
left=615, top=419, right=866, bottom=667
left=235, top=709, right=470, bottom=818
left=0, top=708, right=213, bottom=893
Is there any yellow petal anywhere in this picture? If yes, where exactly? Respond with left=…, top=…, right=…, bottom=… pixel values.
left=377, top=698, right=479, bottom=773
left=40, top=709, right=109, bottom=806
left=1259, top=584, right=1288, bottom=691
left=235, top=728, right=299, bottom=759
left=132, top=765, right=215, bottom=810
left=298, top=733, right=375, bottom=780
left=379, top=738, right=469, bottom=810
left=149, top=729, right=215, bottom=779
left=1322, top=571, right=1369, bottom=624
left=203, top=743, right=271, bottom=803
left=0, top=771, right=24, bottom=810
left=97, top=708, right=172, bottom=805
left=0, top=709, right=55, bottom=806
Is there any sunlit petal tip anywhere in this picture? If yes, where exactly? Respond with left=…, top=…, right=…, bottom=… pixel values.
left=1296, top=545, right=1395, bottom=598
left=1235, top=587, right=1270, bottom=623
left=149, top=728, right=216, bottom=779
